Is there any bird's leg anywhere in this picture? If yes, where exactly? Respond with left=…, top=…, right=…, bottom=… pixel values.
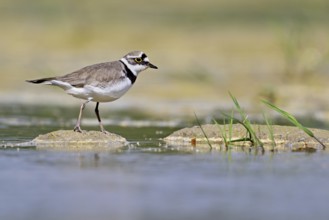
left=95, top=102, right=109, bottom=134
left=74, top=100, right=90, bottom=132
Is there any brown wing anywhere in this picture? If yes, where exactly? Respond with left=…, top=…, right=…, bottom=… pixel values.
left=56, top=61, right=125, bottom=88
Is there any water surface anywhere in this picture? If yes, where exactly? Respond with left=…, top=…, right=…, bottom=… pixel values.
left=1, top=105, right=329, bottom=220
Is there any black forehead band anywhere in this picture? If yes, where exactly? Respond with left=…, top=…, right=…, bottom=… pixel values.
left=141, top=53, right=147, bottom=60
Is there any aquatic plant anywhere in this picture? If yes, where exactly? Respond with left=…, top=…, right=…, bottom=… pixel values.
left=227, top=92, right=264, bottom=150
left=194, top=112, right=213, bottom=149
left=263, top=112, right=276, bottom=150
left=262, top=99, right=326, bottom=149
left=214, top=111, right=235, bottom=149
left=195, top=93, right=326, bottom=152
left=204, top=93, right=265, bottom=151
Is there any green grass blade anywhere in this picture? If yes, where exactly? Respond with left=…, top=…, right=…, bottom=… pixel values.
left=227, top=93, right=264, bottom=149
left=262, top=99, right=326, bottom=149
left=229, top=111, right=234, bottom=141
left=229, top=92, right=246, bottom=118
left=263, top=112, right=276, bottom=149
left=194, top=112, right=213, bottom=149
left=262, top=99, right=312, bottom=136
left=213, top=119, right=228, bottom=149
left=221, top=111, right=264, bottom=149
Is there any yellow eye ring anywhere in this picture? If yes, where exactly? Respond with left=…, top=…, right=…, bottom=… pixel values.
left=134, top=58, right=142, bottom=63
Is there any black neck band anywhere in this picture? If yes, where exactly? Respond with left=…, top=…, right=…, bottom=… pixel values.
left=120, top=60, right=136, bottom=84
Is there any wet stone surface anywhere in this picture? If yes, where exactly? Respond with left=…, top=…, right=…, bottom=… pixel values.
left=32, top=130, right=128, bottom=150
left=164, top=124, right=329, bottom=151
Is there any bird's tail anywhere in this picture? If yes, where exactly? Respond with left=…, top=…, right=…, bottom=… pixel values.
left=26, top=77, right=56, bottom=84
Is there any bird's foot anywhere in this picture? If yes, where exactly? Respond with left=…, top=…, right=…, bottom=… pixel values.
left=99, top=124, right=110, bottom=134
left=101, top=129, right=110, bottom=135
left=73, top=126, right=84, bottom=133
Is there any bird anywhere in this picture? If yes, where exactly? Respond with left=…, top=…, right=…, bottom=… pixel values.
left=26, top=51, right=158, bottom=133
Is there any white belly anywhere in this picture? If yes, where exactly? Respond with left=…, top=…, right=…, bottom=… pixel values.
left=54, top=79, right=133, bottom=102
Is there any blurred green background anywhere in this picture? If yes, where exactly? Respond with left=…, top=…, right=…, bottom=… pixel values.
left=1, top=0, right=329, bottom=119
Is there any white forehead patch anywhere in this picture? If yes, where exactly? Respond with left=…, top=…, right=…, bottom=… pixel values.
left=126, top=51, right=144, bottom=59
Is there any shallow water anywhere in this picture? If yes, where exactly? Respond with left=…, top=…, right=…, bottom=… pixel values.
left=1, top=105, right=329, bottom=220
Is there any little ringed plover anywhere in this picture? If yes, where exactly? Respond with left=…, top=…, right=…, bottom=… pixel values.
left=26, top=51, right=158, bottom=133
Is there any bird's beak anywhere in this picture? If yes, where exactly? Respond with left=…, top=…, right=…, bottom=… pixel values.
left=147, top=62, right=158, bottom=69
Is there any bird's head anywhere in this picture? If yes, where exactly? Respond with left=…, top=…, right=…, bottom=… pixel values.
left=120, top=51, right=158, bottom=74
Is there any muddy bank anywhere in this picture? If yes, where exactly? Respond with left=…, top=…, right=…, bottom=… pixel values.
left=164, top=124, right=329, bottom=152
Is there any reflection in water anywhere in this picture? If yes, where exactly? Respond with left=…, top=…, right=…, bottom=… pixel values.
left=78, top=153, right=100, bottom=168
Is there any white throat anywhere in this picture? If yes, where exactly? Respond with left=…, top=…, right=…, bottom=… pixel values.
left=120, top=58, right=147, bottom=75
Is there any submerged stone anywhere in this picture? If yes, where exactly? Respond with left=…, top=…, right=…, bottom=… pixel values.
left=32, top=130, right=127, bottom=150
left=164, top=124, right=329, bottom=152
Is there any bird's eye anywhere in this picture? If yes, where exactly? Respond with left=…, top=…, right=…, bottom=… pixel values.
left=134, top=58, right=142, bottom=63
